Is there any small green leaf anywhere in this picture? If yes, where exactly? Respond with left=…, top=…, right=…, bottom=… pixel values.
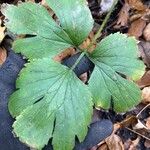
left=88, top=33, right=145, bottom=112
left=9, top=58, right=93, bottom=149
left=2, top=1, right=93, bottom=59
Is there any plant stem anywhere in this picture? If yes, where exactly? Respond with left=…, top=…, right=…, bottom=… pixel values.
left=71, top=52, right=85, bottom=70
left=126, top=127, right=150, bottom=141
left=88, top=0, right=118, bottom=49
left=71, top=0, right=118, bottom=70
left=136, top=103, right=150, bottom=118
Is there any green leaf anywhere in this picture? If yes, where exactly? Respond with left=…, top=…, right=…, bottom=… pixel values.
left=2, top=1, right=93, bottom=59
left=9, top=58, right=93, bottom=150
left=46, top=0, right=94, bottom=46
left=88, top=33, right=145, bottom=112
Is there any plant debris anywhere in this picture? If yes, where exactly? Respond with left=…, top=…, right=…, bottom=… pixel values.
left=143, top=23, right=150, bottom=41
left=0, top=47, right=7, bottom=65
left=0, top=19, right=5, bottom=43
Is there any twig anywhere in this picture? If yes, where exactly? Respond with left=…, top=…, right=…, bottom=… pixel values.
left=136, top=103, right=150, bottom=118
left=88, top=0, right=119, bottom=49
left=126, top=127, right=150, bottom=141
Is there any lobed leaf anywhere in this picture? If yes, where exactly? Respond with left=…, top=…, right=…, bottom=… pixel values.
left=46, top=0, right=94, bottom=46
left=2, top=1, right=93, bottom=59
left=88, top=33, right=145, bottom=112
left=9, top=58, right=93, bottom=150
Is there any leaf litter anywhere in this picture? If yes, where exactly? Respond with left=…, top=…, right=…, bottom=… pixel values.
left=0, top=8, right=7, bottom=65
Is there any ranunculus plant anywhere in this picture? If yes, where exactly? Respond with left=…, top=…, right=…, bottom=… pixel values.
left=2, top=0, right=144, bottom=149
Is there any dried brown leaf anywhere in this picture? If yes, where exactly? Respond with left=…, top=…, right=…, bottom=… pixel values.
left=115, top=0, right=149, bottom=28
left=128, top=18, right=146, bottom=39
left=0, top=26, right=5, bottom=42
left=130, top=7, right=150, bottom=22
left=134, top=119, right=149, bottom=130
left=142, top=87, right=150, bottom=103
left=119, top=115, right=138, bottom=128
left=143, top=23, right=150, bottom=42
left=0, top=19, right=5, bottom=43
left=146, top=117, right=150, bottom=129
left=97, top=124, right=122, bottom=150
left=127, top=0, right=146, bottom=11
left=53, top=48, right=75, bottom=62
left=105, top=134, right=124, bottom=150
left=144, top=139, right=150, bottom=149
left=124, top=137, right=140, bottom=150
left=97, top=143, right=108, bottom=150
left=115, top=3, right=130, bottom=28
left=136, top=71, right=150, bottom=88
left=138, top=41, right=150, bottom=68
left=0, top=47, right=7, bottom=65
left=79, top=31, right=96, bottom=53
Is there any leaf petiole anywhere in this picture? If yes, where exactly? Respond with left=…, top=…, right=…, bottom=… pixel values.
left=71, top=0, right=118, bottom=72
left=71, top=51, right=86, bottom=70
left=90, top=0, right=119, bottom=46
